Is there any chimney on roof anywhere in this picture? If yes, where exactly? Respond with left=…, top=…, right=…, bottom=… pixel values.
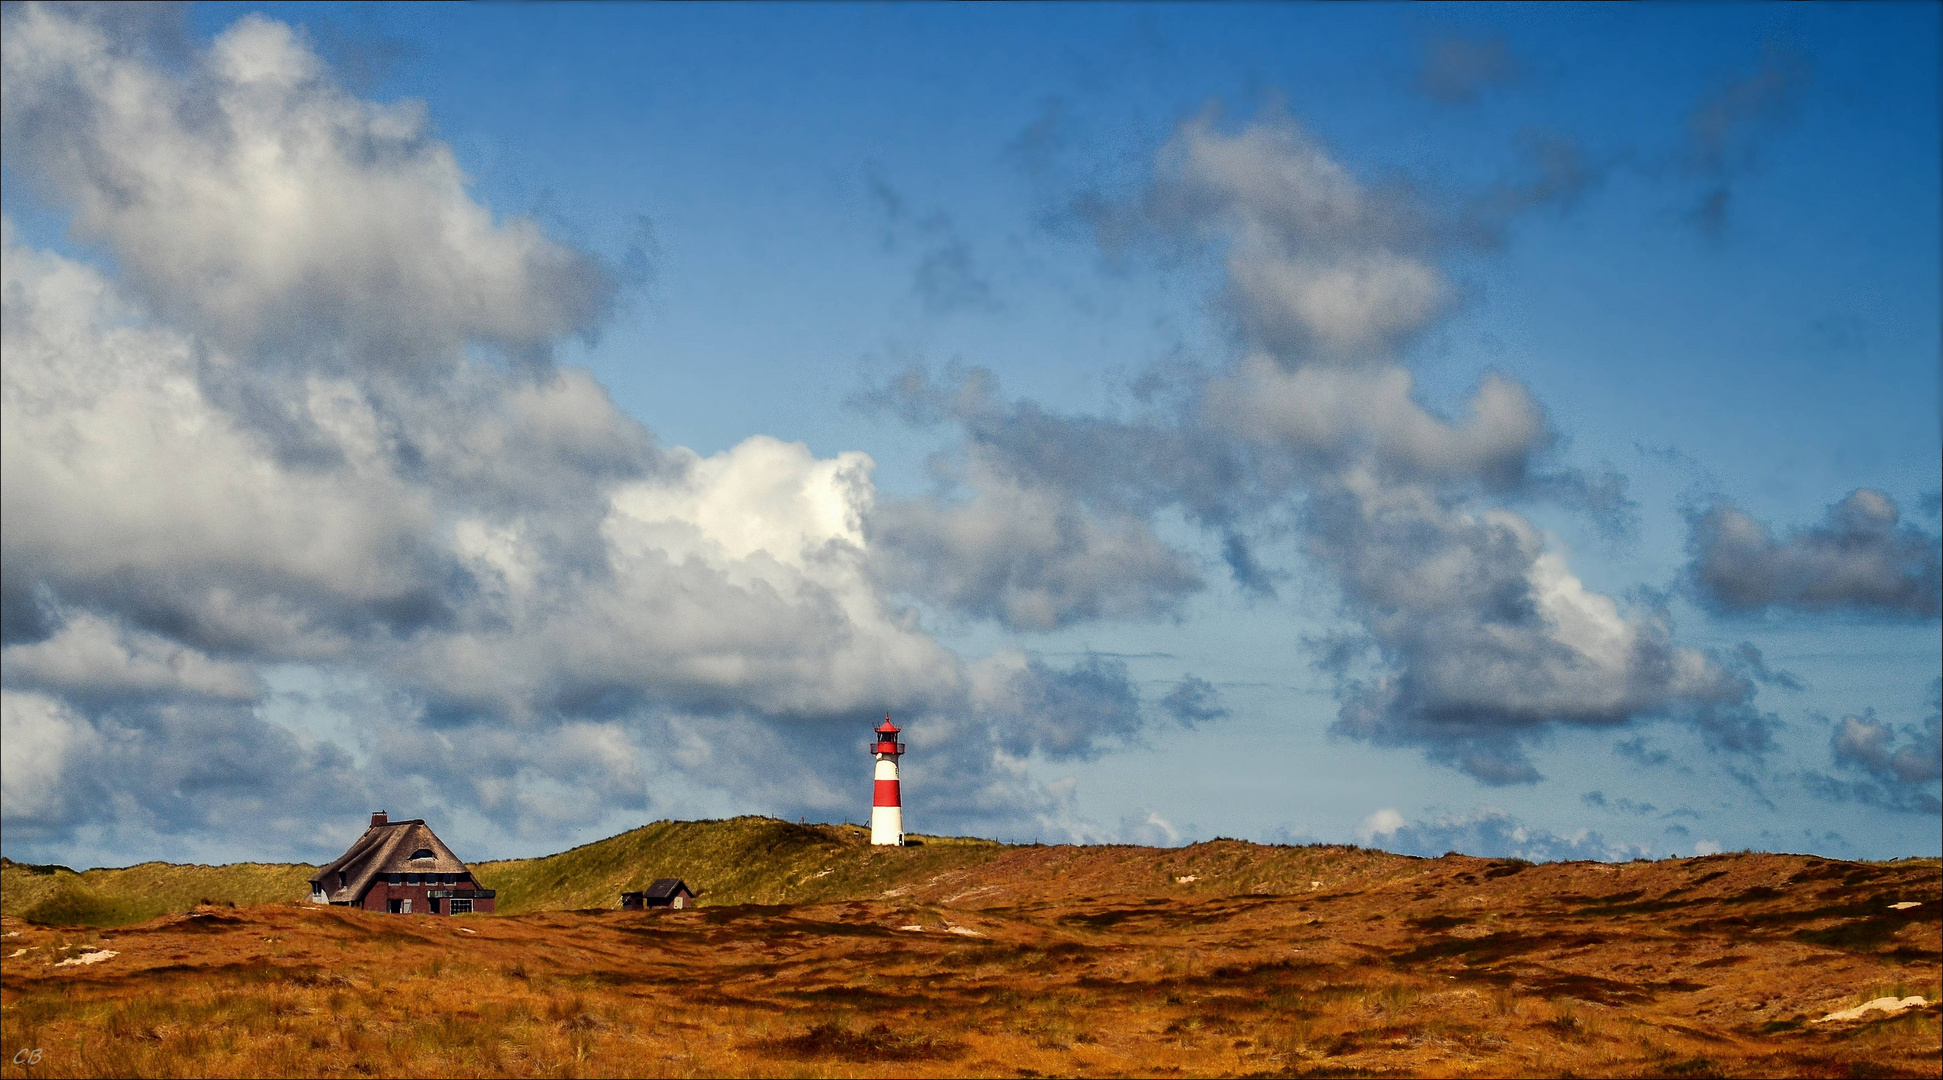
left=371, top=810, right=388, bottom=828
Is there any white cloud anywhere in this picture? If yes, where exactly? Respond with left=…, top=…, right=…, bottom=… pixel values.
left=1358, top=807, right=1406, bottom=841
left=0, top=691, right=93, bottom=821
left=2, top=7, right=611, bottom=369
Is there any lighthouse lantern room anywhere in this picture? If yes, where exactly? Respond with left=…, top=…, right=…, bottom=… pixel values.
left=870, top=714, right=906, bottom=846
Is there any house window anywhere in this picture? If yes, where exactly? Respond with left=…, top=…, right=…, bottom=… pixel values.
left=399, top=899, right=412, bottom=913
left=387, top=899, right=403, bottom=913
left=406, top=873, right=421, bottom=885
left=409, top=848, right=436, bottom=862
left=449, top=898, right=473, bottom=915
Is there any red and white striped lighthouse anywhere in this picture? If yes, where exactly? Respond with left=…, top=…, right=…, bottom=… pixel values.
left=870, top=714, right=905, bottom=846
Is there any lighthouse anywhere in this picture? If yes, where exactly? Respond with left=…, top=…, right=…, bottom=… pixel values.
left=870, top=714, right=905, bottom=846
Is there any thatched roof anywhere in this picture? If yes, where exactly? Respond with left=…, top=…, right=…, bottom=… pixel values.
left=310, top=819, right=471, bottom=904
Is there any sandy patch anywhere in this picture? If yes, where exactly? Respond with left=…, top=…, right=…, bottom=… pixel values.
left=55, top=949, right=117, bottom=968
left=1818, top=996, right=1928, bottom=1023
left=1888, top=901, right=1921, bottom=911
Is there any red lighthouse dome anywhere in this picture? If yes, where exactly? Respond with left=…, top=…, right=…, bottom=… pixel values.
left=873, top=715, right=904, bottom=755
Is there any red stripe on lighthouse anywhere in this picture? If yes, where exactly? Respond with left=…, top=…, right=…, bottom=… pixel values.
left=873, top=779, right=901, bottom=807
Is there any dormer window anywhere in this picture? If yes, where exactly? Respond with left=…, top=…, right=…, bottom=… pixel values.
left=409, top=848, right=436, bottom=862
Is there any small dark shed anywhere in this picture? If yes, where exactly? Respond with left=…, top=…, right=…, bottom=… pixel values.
left=621, top=878, right=696, bottom=911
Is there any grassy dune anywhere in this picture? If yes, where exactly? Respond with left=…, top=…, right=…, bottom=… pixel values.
left=471, top=817, right=1010, bottom=912
left=0, top=859, right=318, bottom=929
left=0, top=817, right=1015, bottom=927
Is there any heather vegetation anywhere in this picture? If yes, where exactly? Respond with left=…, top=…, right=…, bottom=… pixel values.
left=2, top=822, right=1938, bottom=1077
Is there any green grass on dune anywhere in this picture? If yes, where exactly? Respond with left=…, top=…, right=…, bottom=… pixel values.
left=472, top=816, right=1009, bottom=913
left=0, top=858, right=318, bottom=928
left=0, top=817, right=1010, bottom=926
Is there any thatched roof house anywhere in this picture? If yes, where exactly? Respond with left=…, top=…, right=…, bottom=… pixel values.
left=309, top=812, right=496, bottom=915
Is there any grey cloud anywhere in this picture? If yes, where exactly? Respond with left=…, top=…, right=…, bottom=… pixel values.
left=1221, top=530, right=1279, bottom=600
left=1415, top=34, right=1521, bottom=105
left=912, top=233, right=997, bottom=314
left=1454, top=131, right=1607, bottom=248
left=1727, top=642, right=1804, bottom=692
left=1687, top=490, right=1942, bottom=618
left=867, top=172, right=997, bottom=315
left=1682, top=47, right=1810, bottom=237
left=1160, top=675, right=1227, bottom=727
left=1832, top=705, right=1941, bottom=785
left=1581, top=791, right=1658, bottom=816
left=1806, top=681, right=1942, bottom=816
left=998, top=654, right=1145, bottom=761
left=1613, top=736, right=1673, bottom=768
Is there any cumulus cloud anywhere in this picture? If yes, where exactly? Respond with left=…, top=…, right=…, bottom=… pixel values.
left=1687, top=491, right=1943, bottom=619
left=2, top=8, right=612, bottom=370
left=1807, top=681, right=1942, bottom=816
left=1131, top=110, right=1450, bottom=361
left=0, top=5, right=1198, bottom=864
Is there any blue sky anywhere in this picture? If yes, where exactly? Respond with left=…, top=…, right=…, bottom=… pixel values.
left=2, top=3, right=1936, bottom=867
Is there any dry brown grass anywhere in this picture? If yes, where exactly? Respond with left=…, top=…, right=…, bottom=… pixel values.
left=2, top=849, right=1937, bottom=1077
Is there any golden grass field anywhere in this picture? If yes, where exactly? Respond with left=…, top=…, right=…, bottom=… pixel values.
left=2, top=821, right=1938, bottom=1078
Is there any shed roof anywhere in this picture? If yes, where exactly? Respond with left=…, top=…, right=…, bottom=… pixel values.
left=642, top=878, right=693, bottom=899
left=310, top=819, right=471, bottom=904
